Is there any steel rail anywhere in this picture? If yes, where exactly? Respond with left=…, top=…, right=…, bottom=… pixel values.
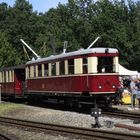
left=0, top=116, right=139, bottom=140
left=103, top=111, right=140, bottom=120
left=0, top=133, right=15, bottom=140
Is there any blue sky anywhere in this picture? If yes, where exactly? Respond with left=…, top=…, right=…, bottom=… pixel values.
left=0, top=0, right=68, bottom=13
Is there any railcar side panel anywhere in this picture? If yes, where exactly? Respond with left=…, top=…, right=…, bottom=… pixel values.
left=26, top=74, right=119, bottom=95
left=27, top=76, right=86, bottom=93
left=1, top=83, right=15, bottom=95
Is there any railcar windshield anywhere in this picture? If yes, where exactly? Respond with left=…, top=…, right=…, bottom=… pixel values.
left=97, top=57, right=114, bottom=73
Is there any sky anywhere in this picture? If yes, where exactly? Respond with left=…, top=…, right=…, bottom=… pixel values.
left=0, top=0, right=68, bottom=13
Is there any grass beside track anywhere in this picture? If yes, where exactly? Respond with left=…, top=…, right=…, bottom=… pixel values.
left=0, top=102, right=24, bottom=114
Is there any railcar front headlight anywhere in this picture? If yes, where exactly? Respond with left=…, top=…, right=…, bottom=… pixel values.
left=112, top=85, right=116, bottom=88
left=98, top=85, right=102, bottom=89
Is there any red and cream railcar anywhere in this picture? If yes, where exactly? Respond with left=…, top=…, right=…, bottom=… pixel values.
left=0, top=65, right=25, bottom=98
left=25, top=48, right=120, bottom=105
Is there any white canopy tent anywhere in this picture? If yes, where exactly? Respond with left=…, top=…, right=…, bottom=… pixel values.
left=118, top=64, right=139, bottom=76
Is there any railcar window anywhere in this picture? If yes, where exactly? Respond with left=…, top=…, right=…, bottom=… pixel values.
left=2, top=72, right=4, bottom=83
left=9, top=71, right=11, bottom=82
left=68, top=59, right=74, bottom=74
left=60, top=61, right=65, bottom=75
left=11, top=71, right=13, bottom=82
left=44, top=64, right=48, bottom=76
left=8, top=71, right=10, bottom=82
left=26, top=67, right=28, bottom=79
left=97, top=57, right=114, bottom=73
left=1, top=72, right=2, bottom=83
left=1, top=72, right=3, bottom=83
left=0, top=72, right=1, bottom=83
left=29, top=66, right=32, bottom=77
left=4, top=72, right=6, bottom=83
left=6, top=71, right=8, bottom=83
left=27, top=67, right=30, bottom=78
left=34, top=66, right=36, bottom=77
left=27, top=67, right=29, bottom=78
left=38, top=64, right=42, bottom=77
left=51, top=63, right=56, bottom=76
left=5, top=71, right=7, bottom=82
left=83, top=58, right=88, bottom=74
left=8, top=71, right=9, bottom=82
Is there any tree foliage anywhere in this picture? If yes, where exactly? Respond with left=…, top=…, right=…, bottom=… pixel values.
left=0, top=0, right=140, bottom=71
left=0, top=32, right=20, bottom=67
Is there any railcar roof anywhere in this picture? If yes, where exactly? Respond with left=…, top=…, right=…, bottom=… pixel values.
left=26, top=48, right=118, bottom=65
left=0, top=64, right=25, bottom=71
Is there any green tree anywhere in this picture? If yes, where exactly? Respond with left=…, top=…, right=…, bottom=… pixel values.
left=0, top=0, right=45, bottom=62
left=0, top=32, right=20, bottom=67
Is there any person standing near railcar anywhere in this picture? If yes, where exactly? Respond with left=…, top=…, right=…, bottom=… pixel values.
left=136, top=78, right=140, bottom=108
left=130, top=77, right=138, bottom=108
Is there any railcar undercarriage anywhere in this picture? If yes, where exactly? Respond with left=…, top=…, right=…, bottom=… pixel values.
left=25, top=91, right=120, bottom=108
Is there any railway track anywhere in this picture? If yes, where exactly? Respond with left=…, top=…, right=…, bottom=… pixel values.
left=0, top=133, right=15, bottom=140
left=102, top=110, right=140, bottom=131
left=103, top=110, right=140, bottom=120
left=0, top=116, right=139, bottom=140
